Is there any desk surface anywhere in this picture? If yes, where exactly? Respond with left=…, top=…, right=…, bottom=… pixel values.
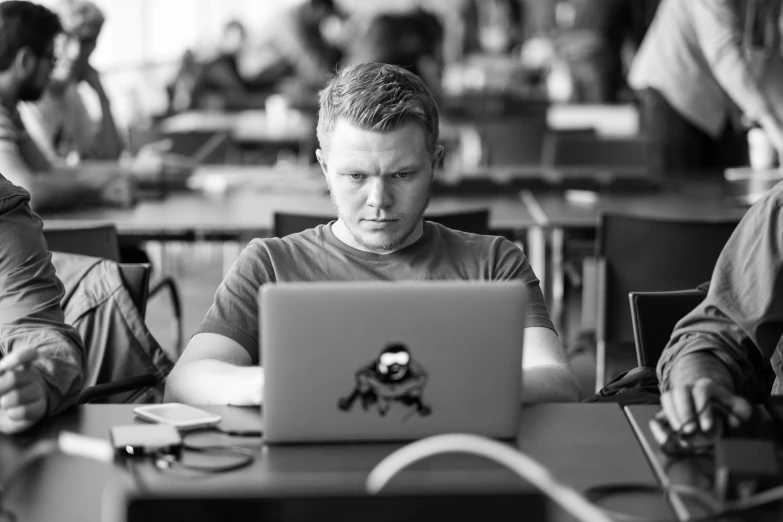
left=41, top=166, right=537, bottom=239
left=524, top=178, right=752, bottom=228
left=0, top=403, right=670, bottom=522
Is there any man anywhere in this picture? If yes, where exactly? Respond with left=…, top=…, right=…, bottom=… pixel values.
left=0, top=154, right=84, bottom=433
left=19, top=0, right=193, bottom=188
left=0, top=0, right=133, bottom=212
left=165, top=63, right=580, bottom=405
left=629, top=0, right=783, bottom=176
left=657, top=182, right=783, bottom=435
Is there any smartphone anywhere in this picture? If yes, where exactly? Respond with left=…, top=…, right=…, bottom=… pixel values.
left=133, top=403, right=222, bottom=430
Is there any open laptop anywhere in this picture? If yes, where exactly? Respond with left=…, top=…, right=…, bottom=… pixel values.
left=260, top=281, right=527, bottom=443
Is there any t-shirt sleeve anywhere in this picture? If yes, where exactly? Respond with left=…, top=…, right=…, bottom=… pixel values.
left=0, top=192, right=85, bottom=415
left=492, top=238, right=555, bottom=332
left=194, top=240, right=275, bottom=363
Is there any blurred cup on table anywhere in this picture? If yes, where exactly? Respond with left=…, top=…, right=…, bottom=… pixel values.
left=748, top=127, right=776, bottom=170
left=265, top=94, right=289, bottom=131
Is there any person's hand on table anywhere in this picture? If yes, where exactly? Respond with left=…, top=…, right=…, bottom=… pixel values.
left=129, top=139, right=196, bottom=184
left=0, top=347, right=49, bottom=435
left=660, top=376, right=752, bottom=437
left=99, top=174, right=137, bottom=208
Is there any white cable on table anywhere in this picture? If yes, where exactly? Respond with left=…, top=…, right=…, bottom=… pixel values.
left=365, top=433, right=615, bottom=522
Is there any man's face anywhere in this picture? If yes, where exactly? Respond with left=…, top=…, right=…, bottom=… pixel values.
left=378, top=351, right=410, bottom=380
left=18, top=43, right=56, bottom=102
left=317, top=119, right=443, bottom=254
left=49, top=25, right=100, bottom=88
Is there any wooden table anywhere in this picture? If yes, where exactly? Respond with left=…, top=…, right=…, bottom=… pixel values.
left=0, top=403, right=671, bottom=522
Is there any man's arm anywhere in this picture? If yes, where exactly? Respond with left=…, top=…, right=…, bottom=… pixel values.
left=164, top=333, right=262, bottom=405
left=658, top=186, right=783, bottom=432
left=81, top=68, right=124, bottom=161
left=0, top=194, right=85, bottom=433
left=522, top=327, right=581, bottom=403
left=0, top=139, right=133, bottom=212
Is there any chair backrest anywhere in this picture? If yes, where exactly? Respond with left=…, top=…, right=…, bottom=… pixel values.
left=629, top=290, right=706, bottom=367
left=541, top=134, right=648, bottom=168
left=273, top=210, right=491, bottom=238
left=43, top=223, right=121, bottom=262
left=597, top=213, right=738, bottom=347
left=118, top=263, right=151, bottom=317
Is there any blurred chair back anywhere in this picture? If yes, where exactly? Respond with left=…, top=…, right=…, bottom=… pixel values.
left=273, top=210, right=490, bottom=238
left=43, top=223, right=121, bottom=261
left=478, top=117, right=548, bottom=166
left=118, top=263, right=152, bottom=318
left=541, top=134, right=648, bottom=168
left=594, top=213, right=738, bottom=388
left=628, top=290, right=706, bottom=368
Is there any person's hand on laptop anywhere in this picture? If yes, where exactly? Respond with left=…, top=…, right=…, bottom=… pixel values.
left=0, top=347, right=49, bottom=434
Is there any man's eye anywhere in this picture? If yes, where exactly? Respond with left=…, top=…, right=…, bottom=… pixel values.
left=394, top=172, right=411, bottom=179
left=350, top=174, right=366, bottom=180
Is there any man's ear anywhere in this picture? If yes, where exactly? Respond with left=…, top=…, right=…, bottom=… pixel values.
left=431, top=144, right=444, bottom=176
left=315, top=149, right=328, bottom=176
left=14, top=47, right=36, bottom=76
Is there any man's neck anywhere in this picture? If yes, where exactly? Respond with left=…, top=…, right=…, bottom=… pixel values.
left=332, top=219, right=424, bottom=255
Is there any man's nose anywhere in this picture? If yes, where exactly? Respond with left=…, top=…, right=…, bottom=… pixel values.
left=366, top=177, right=393, bottom=209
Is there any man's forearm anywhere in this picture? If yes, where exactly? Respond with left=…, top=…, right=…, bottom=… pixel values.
left=522, top=364, right=581, bottom=403
left=28, top=173, right=103, bottom=212
left=164, top=359, right=263, bottom=405
left=665, top=351, right=735, bottom=392
left=90, top=96, right=124, bottom=160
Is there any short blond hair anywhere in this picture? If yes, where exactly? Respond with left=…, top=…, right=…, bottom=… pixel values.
left=317, top=63, right=439, bottom=153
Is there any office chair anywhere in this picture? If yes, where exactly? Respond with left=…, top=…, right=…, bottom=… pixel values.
left=273, top=210, right=491, bottom=237
left=43, top=223, right=183, bottom=353
left=77, top=263, right=159, bottom=404
left=628, top=289, right=706, bottom=368
left=594, top=213, right=738, bottom=390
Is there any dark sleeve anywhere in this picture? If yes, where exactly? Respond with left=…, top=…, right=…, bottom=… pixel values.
left=0, top=193, right=85, bottom=414
left=194, top=240, right=275, bottom=363
left=492, top=238, right=555, bottom=332
left=657, top=187, right=783, bottom=395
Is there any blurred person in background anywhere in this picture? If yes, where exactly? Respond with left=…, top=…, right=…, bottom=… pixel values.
left=247, top=0, right=344, bottom=91
left=629, top=0, right=783, bottom=175
left=20, top=0, right=194, bottom=186
left=0, top=0, right=133, bottom=211
left=554, top=0, right=660, bottom=103
left=346, top=9, right=444, bottom=99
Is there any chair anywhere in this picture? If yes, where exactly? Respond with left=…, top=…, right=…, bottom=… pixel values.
left=273, top=210, right=491, bottom=237
left=628, top=290, right=706, bottom=368
left=43, top=223, right=183, bottom=352
left=594, top=213, right=739, bottom=390
left=77, top=263, right=158, bottom=404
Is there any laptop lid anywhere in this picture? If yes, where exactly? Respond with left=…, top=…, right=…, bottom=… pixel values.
left=260, top=281, right=527, bottom=443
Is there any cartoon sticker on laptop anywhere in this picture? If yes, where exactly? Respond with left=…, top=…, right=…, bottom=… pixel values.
left=337, top=343, right=431, bottom=418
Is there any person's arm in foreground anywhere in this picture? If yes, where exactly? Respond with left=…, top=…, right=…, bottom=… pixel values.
left=0, top=194, right=85, bottom=433
left=657, top=187, right=783, bottom=434
left=164, top=333, right=261, bottom=405
left=522, top=326, right=581, bottom=403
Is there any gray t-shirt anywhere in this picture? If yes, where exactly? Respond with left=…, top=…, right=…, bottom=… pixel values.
left=197, top=221, right=554, bottom=363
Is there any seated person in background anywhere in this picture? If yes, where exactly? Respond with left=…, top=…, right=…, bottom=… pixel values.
left=0, top=173, right=85, bottom=434
left=0, top=0, right=133, bottom=211
left=346, top=9, right=444, bottom=100
left=20, top=0, right=193, bottom=184
left=657, top=182, right=783, bottom=435
left=247, top=0, right=343, bottom=91
left=165, top=63, right=581, bottom=406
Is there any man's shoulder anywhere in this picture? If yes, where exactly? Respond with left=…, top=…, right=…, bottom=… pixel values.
left=0, top=104, right=23, bottom=142
left=427, top=221, right=509, bottom=250
left=0, top=176, right=31, bottom=214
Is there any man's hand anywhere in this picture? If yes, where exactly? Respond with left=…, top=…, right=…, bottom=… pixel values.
left=660, top=377, right=753, bottom=436
left=130, top=140, right=196, bottom=183
left=0, top=347, right=49, bottom=435
left=82, top=65, right=107, bottom=99
left=99, top=175, right=137, bottom=207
